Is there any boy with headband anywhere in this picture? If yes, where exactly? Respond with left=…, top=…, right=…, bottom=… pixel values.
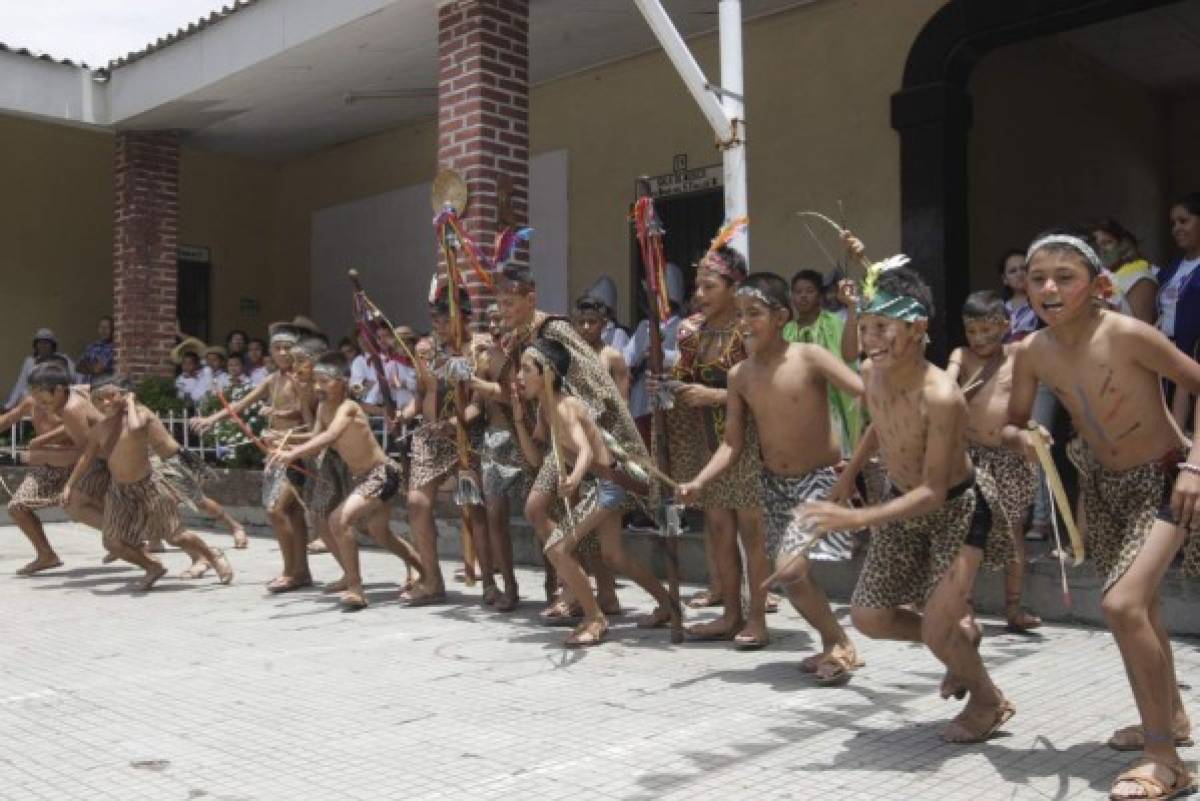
left=1003, top=230, right=1200, bottom=800
left=803, top=260, right=1014, bottom=743
left=679, top=272, right=865, bottom=683
left=193, top=322, right=313, bottom=593
left=269, top=352, right=425, bottom=610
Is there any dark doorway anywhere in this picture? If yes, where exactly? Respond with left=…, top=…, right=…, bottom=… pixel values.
left=178, top=259, right=211, bottom=342
left=629, top=187, right=724, bottom=324
left=892, top=0, right=1187, bottom=362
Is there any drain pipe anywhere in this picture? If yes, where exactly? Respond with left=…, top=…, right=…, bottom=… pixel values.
left=633, top=0, right=749, bottom=258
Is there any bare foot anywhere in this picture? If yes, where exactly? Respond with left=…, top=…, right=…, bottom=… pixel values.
left=941, top=698, right=1015, bottom=743
left=687, top=589, right=724, bottom=609
left=399, top=584, right=446, bottom=607
left=307, top=540, right=328, bottom=555
left=1005, top=606, right=1042, bottom=633
left=16, top=556, right=63, bottom=576
left=482, top=583, right=500, bottom=606
left=942, top=615, right=982, bottom=699
left=101, top=552, right=118, bottom=565
left=539, top=599, right=581, bottom=625
left=340, top=591, right=369, bottom=610
left=136, top=563, right=169, bottom=592
left=637, top=606, right=672, bottom=629
left=232, top=528, right=249, bottom=550
left=733, top=620, right=770, bottom=650
left=765, top=593, right=782, bottom=614
left=210, top=549, right=234, bottom=585
left=180, top=560, right=210, bottom=579
left=687, top=617, right=744, bottom=641
left=323, top=577, right=349, bottom=594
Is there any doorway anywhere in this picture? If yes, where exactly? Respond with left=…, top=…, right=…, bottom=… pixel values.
left=628, top=187, right=724, bottom=324
left=178, top=259, right=211, bottom=342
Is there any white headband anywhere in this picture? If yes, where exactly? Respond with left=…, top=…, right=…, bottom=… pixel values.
left=1027, top=235, right=1101, bottom=273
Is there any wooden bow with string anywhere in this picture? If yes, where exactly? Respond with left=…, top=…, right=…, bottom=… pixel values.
left=215, top=388, right=315, bottom=480
left=348, top=269, right=427, bottom=432
left=632, top=184, right=684, bottom=644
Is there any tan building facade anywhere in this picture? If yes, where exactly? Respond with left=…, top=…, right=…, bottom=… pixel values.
left=1, top=0, right=1197, bottom=392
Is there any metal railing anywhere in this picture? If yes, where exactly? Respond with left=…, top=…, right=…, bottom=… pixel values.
left=2, top=408, right=405, bottom=465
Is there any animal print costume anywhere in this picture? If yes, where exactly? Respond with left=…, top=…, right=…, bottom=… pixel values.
left=662, top=313, right=761, bottom=509
left=103, top=473, right=183, bottom=549
left=760, top=467, right=854, bottom=561
left=851, top=470, right=1011, bottom=609
left=967, top=443, right=1036, bottom=533
left=349, top=459, right=404, bottom=502
left=8, top=465, right=70, bottom=512
left=1067, top=438, right=1200, bottom=591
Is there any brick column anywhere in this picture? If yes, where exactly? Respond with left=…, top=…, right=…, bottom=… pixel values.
left=437, top=0, right=529, bottom=315
left=112, top=130, right=180, bottom=380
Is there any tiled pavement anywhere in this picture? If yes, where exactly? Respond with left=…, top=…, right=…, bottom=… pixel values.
left=2, top=522, right=1197, bottom=800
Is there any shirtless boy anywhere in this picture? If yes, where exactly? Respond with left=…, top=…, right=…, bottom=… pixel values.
left=803, top=264, right=1014, bottom=743
left=574, top=296, right=630, bottom=400
left=679, top=273, right=865, bottom=683
left=4, top=364, right=108, bottom=573
left=400, top=287, right=493, bottom=606
left=193, top=323, right=312, bottom=592
left=65, top=377, right=232, bottom=591
left=470, top=305, right=527, bottom=611
left=512, top=337, right=673, bottom=647
left=269, top=352, right=424, bottom=610
left=946, top=291, right=1040, bottom=633
left=1003, top=231, right=1200, bottom=800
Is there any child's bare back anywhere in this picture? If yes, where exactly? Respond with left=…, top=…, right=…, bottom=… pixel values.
left=865, top=360, right=972, bottom=491
left=733, top=343, right=842, bottom=476
left=1017, top=311, right=1185, bottom=469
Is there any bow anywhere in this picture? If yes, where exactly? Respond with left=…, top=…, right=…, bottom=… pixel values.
left=214, top=389, right=315, bottom=479
left=632, top=189, right=684, bottom=644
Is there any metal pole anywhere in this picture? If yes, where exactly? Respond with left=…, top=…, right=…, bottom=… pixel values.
left=633, top=0, right=749, bottom=258
left=719, top=0, right=749, bottom=259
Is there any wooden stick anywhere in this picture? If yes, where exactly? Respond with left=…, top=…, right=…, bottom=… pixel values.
left=631, top=455, right=679, bottom=490
left=1027, top=423, right=1085, bottom=565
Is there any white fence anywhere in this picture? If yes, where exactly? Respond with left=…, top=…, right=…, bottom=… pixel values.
left=2, top=409, right=405, bottom=465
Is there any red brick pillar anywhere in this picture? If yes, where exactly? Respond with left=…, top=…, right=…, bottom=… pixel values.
left=112, top=130, right=180, bottom=380
left=437, top=0, right=529, bottom=316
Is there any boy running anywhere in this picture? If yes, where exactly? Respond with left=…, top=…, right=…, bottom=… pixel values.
left=803, top=263, right=1014, bottom=743
left=679, top=273, right=865, bottom=683
left=1004, top=231, right=1200, bottom=800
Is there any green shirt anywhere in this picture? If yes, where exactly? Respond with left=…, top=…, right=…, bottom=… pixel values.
left=782, top=310, right=861, bottom=454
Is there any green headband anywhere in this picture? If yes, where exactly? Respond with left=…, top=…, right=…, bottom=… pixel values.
left=859, top=290, right=928, bottom=322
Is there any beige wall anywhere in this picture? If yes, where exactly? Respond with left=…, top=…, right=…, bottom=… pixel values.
left=0, top=115, right=113, bottom=395
left=969, top=38, right=1170, bottom=293
left=179, top=149, right=281, bottom=343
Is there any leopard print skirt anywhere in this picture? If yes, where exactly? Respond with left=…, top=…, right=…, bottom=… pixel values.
left=968, top=443, right=1036, bottom=533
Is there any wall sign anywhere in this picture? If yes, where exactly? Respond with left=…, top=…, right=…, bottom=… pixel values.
left=644, top=162, right=722, bottom=198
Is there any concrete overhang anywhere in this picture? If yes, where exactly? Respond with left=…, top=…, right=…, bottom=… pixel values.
left=0, top=0, right=811, bottom=159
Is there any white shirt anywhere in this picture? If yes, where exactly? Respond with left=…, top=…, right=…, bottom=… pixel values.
left=6, top=354, right=76, bottom=409
left=248, top=365, right=270, bottom=387
left=622, top=316, right=683, bottom=419
left=602, top=321, right=630, bottom=353
left=1159, top=258, right=1200, bottom=338
left=210, top=370, right=230, bottom=392
left=175, top=370, right=211, bottom=405
left=364, top=359, right=417, bottom=410
left=349, top=354, right=375, bottom=399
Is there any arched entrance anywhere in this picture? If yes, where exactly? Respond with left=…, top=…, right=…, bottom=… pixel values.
left=892, top=0, right=1186, bottom=360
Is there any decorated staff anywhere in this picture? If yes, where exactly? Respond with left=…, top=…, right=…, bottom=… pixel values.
left=632, top=186, right=684, bottom=644
left=348, top=270, right=405, bottom=429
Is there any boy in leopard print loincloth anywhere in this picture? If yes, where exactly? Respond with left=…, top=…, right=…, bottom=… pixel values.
left=804, top=259, right=1014, bottom=745
left=1003, top=230, right=1200, bottom=800
left=947, top=290, right=1041, bottom=633
left=679, top=272, right=866, bottom=683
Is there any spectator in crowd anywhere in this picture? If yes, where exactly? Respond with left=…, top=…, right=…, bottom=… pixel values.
left=245, top=338, right=270, bottom=386
left=1090, top=218, right=1158, bottom=324
left=583, top=274, right=631, bottom=351
left=172, top=337, right=211, bottom=407
left=783, top=269, right=862, bottom=453
left=6, top=328, right=75, bottom=410
left=224, top=352, right=251, bottom=394
left=1160, top=192, right=1200, bottom=430
left=339, top=337, right=360, bottom=365
left=361, top=323, right=418, bottom=414
left=623, top=263, right=685, bottom=444
left=999, top=249, right=1037, bottom=342
left=224, top=329, right=249, bottom=357
left=76, top=316, right=115, bottom=385
left=204, top=346, right=229, bottom=393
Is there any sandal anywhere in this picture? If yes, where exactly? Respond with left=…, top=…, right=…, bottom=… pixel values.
left=266, top=575, right=313, bottom=594
left=1005, top=602, right=1042, bottom=634
left=564, top=619, right=608, bottom=648
left=232, top=529, right=249, bottom=550
left=765, top=593, right=782, bottom=614
left=1109, top=724, right=1194, bottom=752
left=813, top=650, right=865, bottom=687
left=539, top=599, right=582, bottom=626
left=733, top=625, right=770, bottom=651
left=1110, top=759, right=1194, bottom=800
left=941, top=700, right=1016, bottom=744
left=636, top=606, right=673, bottom=629
left=340, top=591, right=369, bottom=611
left=179, top=560, right=211, bottom=580
left=210, top=549, right=234, bottom=585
